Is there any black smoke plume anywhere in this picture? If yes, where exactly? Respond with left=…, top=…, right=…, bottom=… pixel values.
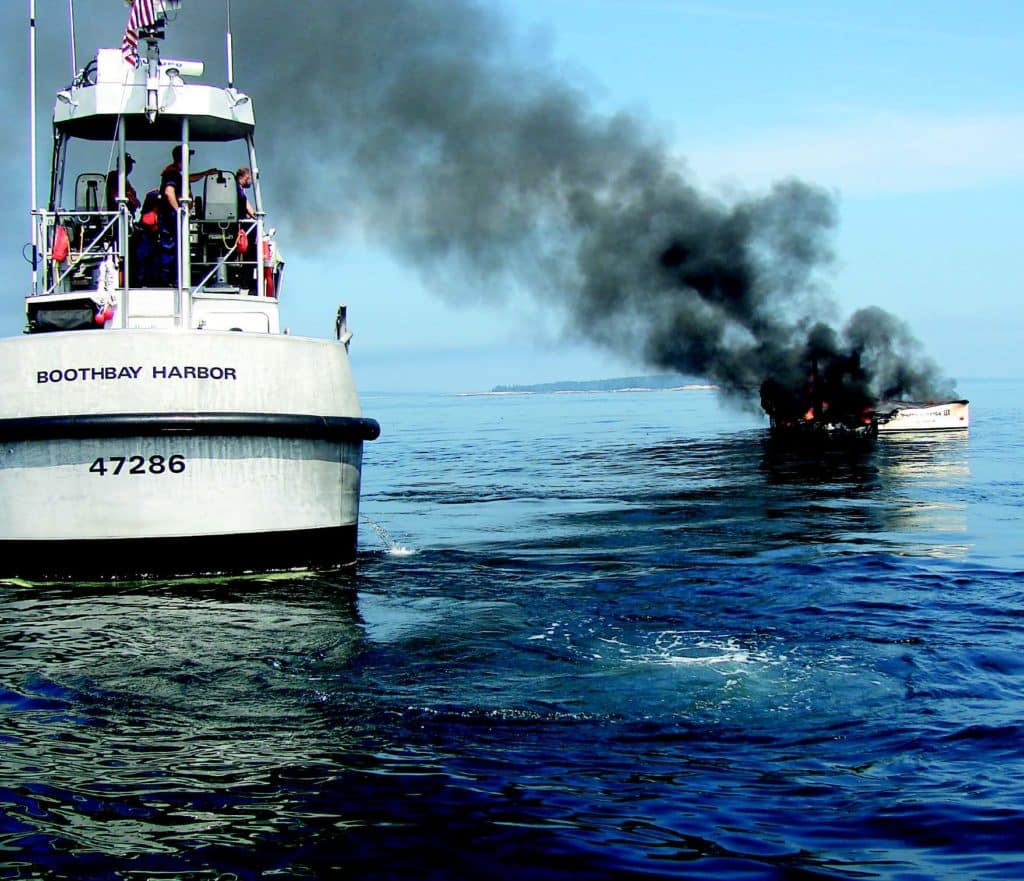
left=233, top=0, right=953, bottom=409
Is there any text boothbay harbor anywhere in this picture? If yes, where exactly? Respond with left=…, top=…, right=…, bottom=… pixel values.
left=37, top=365, right=239, bottom=383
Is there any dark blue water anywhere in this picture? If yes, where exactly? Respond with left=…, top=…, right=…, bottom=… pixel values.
left=3, top=379, right=1023, bottom=880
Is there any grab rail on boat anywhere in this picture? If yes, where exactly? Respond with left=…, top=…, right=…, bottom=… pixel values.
left=190, top=217, right=260, bottom=294
left=39, top=209, right=121, bottom=295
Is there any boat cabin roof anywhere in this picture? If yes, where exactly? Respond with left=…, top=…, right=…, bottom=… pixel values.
left=54, top=49, right=254, bottom=142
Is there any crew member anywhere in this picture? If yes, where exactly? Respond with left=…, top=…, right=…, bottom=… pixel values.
left=157, top=145, right=216, bottom=285
left=235, top=166, right=255, bottom=220
left=160, top=145, right=217, bottom=215
left=105, top=153, right=140, bottom=215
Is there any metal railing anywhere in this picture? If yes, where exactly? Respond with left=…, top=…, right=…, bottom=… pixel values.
left=33, top=203, right=275, bottom=331
left=189, top=216, right=259, bottom=293
left=37, top=209, right=121, bottom=294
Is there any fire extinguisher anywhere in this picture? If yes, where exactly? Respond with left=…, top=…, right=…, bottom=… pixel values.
left=262, top=238, right=275, bottom=298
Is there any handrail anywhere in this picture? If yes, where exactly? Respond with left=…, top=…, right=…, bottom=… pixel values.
left=35, top=209, right=266, bottom=297
left=190, top=217, right=259, bottom=294
left=44, top=211, right=121, bottom=294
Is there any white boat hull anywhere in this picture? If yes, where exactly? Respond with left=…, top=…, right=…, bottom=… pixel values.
left=876, top=400, right=969, bottom=433
left=0, top=330, right=378, bottom=579
left=18, top=23, right=381, bottom=580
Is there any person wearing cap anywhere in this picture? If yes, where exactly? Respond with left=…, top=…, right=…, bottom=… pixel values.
left=160, top=145, right=216, bottom=216
left=156, top=145, right=217, bottom=284
left=105, top=152, right=140, bottom=215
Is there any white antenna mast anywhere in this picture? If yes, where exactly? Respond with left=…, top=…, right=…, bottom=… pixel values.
left=67, top=0, right=77, bottom=80
left=225, top=0, right=234, bottom=88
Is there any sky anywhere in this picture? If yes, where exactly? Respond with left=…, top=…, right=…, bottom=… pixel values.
left=3, top=0, right=1023, bottom=393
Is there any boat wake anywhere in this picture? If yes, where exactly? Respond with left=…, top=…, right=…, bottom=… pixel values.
left=364, top=518, right=417, bottom=557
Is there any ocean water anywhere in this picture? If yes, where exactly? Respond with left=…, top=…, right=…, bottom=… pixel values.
left=2, top=378, right=1023, bottom=880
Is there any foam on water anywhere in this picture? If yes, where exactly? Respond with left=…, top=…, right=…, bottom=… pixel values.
left=364, top=517, right=417, bottom=557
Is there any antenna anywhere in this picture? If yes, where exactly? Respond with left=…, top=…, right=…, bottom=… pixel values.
left=225, top=0, right=234, bottom=88
left=67, top=0, right=77, bottom=81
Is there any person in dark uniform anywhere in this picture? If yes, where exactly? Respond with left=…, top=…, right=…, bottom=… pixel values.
left=156, top=145, right=216, bottom=285
left=105, top=153, right=140, bottom=215
left=235, top=166, right=255, bottom=220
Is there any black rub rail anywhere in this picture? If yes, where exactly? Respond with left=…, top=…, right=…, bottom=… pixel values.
left=0, top=413, right=381, bottom=442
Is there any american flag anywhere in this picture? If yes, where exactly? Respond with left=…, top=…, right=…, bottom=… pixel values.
left=122, top=0, right=164, bottom=67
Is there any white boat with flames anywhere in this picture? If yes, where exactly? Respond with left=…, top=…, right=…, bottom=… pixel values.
left=0, top=3, right=379, bottom=579
left=876, top=400, right=969, bottom=434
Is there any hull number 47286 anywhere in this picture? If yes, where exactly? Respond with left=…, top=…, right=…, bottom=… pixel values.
left=89, top=455, right=187, bottom=476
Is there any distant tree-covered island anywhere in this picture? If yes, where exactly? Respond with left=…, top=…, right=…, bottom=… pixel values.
left=491, top=375, right=714, bottom=393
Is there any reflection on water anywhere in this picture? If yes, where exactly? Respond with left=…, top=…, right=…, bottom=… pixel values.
left=878, top=431, right=971, bottom=480
left=874, top=432, right=971, bottom=556
left=594, top=428, right=972, bottom=562
left=0, top=576, right=368, bottom=863
left=768, top=430, right=971, bottom=557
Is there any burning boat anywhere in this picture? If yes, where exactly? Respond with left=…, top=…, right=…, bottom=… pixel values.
left=757, top=311, right=968, bottom=441
left=759, top=355, right=878, bottom=440
left=760, top=392, right=878, bottom=440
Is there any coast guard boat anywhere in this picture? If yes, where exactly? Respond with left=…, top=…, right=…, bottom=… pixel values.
left=0, top=2, right=379, bottom=579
